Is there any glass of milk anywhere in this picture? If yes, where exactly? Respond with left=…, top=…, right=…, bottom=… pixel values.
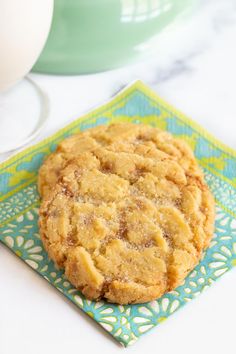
left=0, top=0, right=54, bottom=153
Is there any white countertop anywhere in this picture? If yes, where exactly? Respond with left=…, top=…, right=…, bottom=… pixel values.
left=1, top=0, right=236, bottom=353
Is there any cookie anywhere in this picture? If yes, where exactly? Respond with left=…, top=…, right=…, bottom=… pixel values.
left=38, top=123, right=203, bottom=198
left=39, top=124, right=215, bottom=304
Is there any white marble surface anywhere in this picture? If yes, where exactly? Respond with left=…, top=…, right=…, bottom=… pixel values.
left=1, top=0, right=236, bottom=353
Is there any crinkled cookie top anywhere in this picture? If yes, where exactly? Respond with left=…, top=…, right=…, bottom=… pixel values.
left=39, top=123, right=215, bottom=304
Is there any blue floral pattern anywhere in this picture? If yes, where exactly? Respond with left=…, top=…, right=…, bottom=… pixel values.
left=0, top=81, right=235, bottom=346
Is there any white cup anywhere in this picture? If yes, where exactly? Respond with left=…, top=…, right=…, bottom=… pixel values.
left=0, top=0, right=54, bottom=92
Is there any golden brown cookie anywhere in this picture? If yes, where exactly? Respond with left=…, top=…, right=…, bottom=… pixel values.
left=39, top=125, right=215, bottom=304
left=38, top=123, right=202, bottom=198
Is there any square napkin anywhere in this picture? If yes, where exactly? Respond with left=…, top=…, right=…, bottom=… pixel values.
left=0, top=81, right=235, bottom=347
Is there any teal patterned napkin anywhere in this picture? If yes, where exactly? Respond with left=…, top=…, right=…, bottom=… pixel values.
left=0, top=81, right=235, bottom=346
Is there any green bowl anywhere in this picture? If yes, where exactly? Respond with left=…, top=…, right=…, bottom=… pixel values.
left=33, top=0, right=196, bottom=75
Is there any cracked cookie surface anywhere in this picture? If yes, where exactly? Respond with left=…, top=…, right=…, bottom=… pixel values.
left=38, top=123, right=203, bottom=198
left=38, top=123, right=215, bottom=304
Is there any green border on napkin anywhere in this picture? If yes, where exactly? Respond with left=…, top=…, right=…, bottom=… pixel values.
left=0, top=81, right=235, bottom=346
